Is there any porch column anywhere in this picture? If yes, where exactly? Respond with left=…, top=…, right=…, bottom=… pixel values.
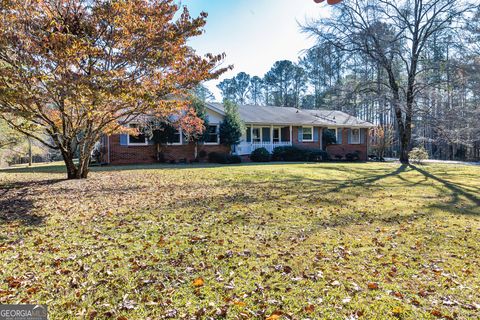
left=289, top=125, right=293, bottom=145
left=250, top=126, right=254, bottom=153
left=270, top=125, right=273, bottom=148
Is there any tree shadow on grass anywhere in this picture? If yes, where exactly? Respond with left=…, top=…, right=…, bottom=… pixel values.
left=300, top=164, right=410, bottom=195
left=409, top=165, right=480, bottom=216
left=0, top=179, right=64, bottom=226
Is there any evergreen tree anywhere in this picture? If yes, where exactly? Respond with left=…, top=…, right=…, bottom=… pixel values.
left=219, top=100, right=245, bottom=148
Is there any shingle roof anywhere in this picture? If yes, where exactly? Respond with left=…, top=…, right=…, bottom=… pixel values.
left=207, top=103, right=374, bottom=128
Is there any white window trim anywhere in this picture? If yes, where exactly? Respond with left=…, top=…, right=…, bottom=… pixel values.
left=350, top=128, right=361, bottom=144
left=204, top=124, right=220, bottom=145
left=302, top=126, right=314, bottom=142
left=127, top=123, right=149, bottom=146
left=167, top=127, right=183, bottom=146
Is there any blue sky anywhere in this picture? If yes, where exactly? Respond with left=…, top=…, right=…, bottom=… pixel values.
left=180, top=0, right=331, bottom=101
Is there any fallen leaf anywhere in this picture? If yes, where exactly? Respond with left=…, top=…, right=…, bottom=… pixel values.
left=430, top=309, right=443, bottom=318
left=392, top=306, right=403, bottom=316
left=304, top=304, right=315, bottom=313
left=192, top=277, right=204, bottom=287
left=367, top=282, right=379, bottom=290
left=266, top=310, right=283, bottom=320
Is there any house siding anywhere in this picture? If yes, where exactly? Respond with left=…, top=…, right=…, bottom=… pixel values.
left=104, top=134, right=230, bottom=165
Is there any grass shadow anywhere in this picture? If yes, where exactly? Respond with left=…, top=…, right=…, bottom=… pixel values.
left=0, top=179, right=64, bottom=226
left=409, top=164, right=480, bottom=216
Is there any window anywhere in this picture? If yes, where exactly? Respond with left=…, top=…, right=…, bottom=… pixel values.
left=205, top=125, right=219, bottom=144
left=302, top=126, right=313, bottom=142
left=169, top=128, right=181, bottom=145
left=262, top=127, right=270, bottom=142
left=351, top=128, right=360, bottom=144
left=252, top=128, right=261, bottom=143
left=326, top=128, right=341, bottom=144
left=273, top=128, right=280, bottom=143
left=128, top=124, right=148, bottom=146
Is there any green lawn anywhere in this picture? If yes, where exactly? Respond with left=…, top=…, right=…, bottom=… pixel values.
left=0, top=162, right=479, bottom=319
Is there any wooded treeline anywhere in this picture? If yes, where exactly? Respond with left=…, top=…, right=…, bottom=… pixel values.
left=216, top=0, right=480, bottom=161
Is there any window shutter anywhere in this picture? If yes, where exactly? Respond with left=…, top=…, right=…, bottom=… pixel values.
left=347, top=129, right=352, bottom=144
left=120, top=134, right=128, bottom=146
left=336, top=129, right=342, bottom=144
left=360, top=128, right=366, bottom=144
left=313, top=127, right=319, bottom=141
left=246, top=127, right=251, bottom=142
left=298, top=127, right=303, bottom=142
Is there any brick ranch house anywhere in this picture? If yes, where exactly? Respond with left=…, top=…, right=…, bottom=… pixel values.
left=100, top=103, right=374, bottom=165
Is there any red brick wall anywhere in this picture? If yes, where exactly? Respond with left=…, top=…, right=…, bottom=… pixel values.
left=326, top=128, right=369, bottom=161
left=104, top=135, right=230, bottom=165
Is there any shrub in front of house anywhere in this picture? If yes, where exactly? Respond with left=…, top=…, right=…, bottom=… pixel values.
left=272, top=146, right=329, bottom=162
left=228, top=155, right=242, bottom=164
left=272, top=146, right=305, bottom=161
left=409, top=147, right=428, bottom=164
left=250, top=147, right=270, bottom=162
left=208, top=152, right=242, bottom=164
left=307, top=150, right=330, bottom=162
left=345, top=151, right=361, bottom=161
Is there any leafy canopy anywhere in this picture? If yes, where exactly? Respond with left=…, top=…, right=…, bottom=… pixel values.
left=0, top=0, right=229, bottom=178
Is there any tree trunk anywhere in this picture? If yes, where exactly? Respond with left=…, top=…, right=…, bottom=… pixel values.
left=27, top=137, right=32, bottom=167
left=61, top=149, right=90, bottom=179
left=62, top=151, right=78, bottom=179
left=77, top=155, right=90, bottom=179
left=399, top=133, right=410, bottom=164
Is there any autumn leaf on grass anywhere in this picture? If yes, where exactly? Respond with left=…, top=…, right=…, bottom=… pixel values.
left=304, top=304, right=315, bottom=313
left=192, top=277, right=204, bottom=287
left=266, top=310, right=283, bottom=320
left=157, top=237, right=166, bottom=247
left=233, top=301, right=246, bottom=307
left=392, top=306, right=403, bottom=316
left=367, top=282, right=379, bottom=290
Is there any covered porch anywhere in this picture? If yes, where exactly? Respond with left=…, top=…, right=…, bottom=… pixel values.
left=235, top=125, right=294, bottom=155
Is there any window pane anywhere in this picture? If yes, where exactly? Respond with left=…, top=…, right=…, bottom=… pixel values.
left=206, top=125, right=218, bottom=143
left=273, top=128, right=280, bottom=142
left=351, top=129, right=360, bottom=144
left=262, top=127, right=270, bottom=142
left=170, top=129, right=181, bottom=144
left=252, top=128, right=260, bottom=142
left=303, top=127, right=313, bottom=141
left=246, top=127, right=251, bottom=142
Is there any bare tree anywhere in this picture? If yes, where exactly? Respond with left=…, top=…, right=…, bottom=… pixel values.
left=304, top=0, right=472, bottom=163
